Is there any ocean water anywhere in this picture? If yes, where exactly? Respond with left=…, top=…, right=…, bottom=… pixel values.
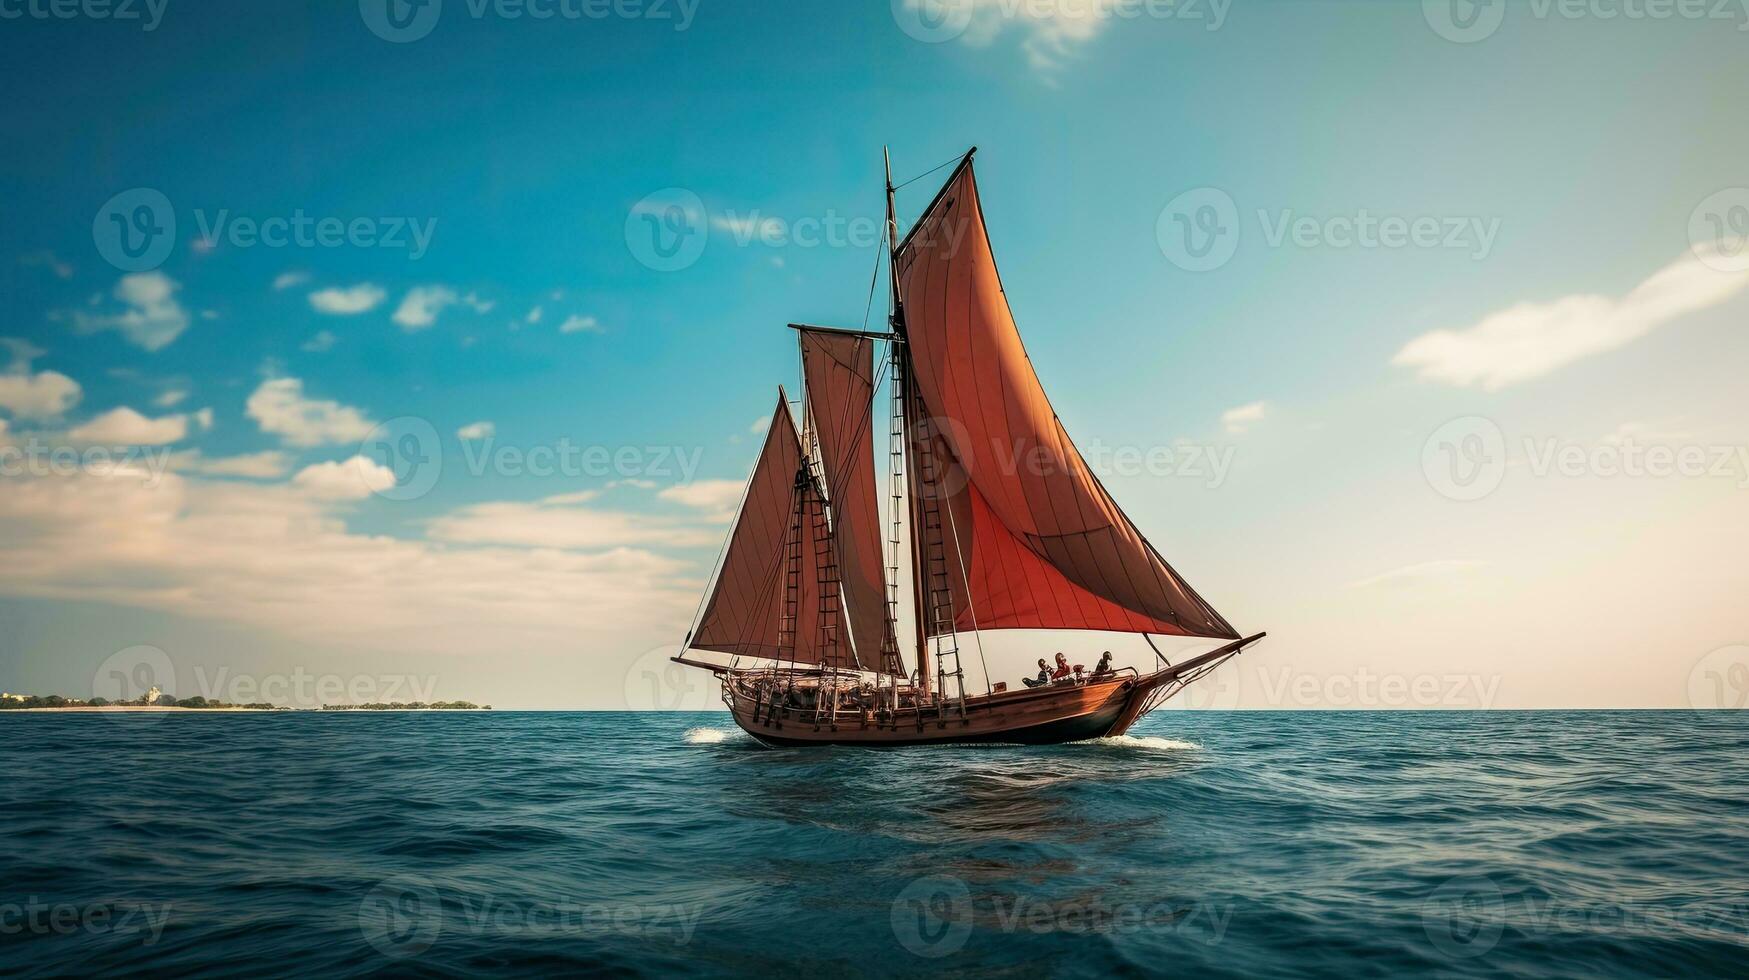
left=1, top=711, right=1744, bottom=978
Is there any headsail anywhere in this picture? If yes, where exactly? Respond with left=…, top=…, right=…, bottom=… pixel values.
left=798, top=328, right=903, bottom=677
left=689, top=392, right=859, bottom=668
left=894, top=159, right=1238, bottom=641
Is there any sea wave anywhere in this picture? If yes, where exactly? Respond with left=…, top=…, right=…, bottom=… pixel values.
left=1, top=710, right=1744, bottom=978
left=1093, top=734, right=1201, bottom=752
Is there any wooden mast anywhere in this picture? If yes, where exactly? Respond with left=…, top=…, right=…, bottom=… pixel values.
left=886, top=147, right=930, bottom=698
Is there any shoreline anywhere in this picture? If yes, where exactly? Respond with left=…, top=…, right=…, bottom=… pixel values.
left=0, top=706, right=491, bottom=713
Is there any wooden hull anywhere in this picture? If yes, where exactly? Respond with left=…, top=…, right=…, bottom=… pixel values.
left=731, top=676, right=1138, bottom=747
left=689, top=632, right=1266, bottom=749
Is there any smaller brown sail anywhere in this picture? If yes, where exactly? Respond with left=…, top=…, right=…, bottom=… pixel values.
left=688, top=392, right=857, bottom=670
left=799, top=328, right=902, bottom=677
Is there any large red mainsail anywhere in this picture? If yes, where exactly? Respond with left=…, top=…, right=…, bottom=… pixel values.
left=895, top=160, right=1238, bottom=641
left=689, top=393, right=857, bottom=668
left=799, top=329, right=901, bottom=675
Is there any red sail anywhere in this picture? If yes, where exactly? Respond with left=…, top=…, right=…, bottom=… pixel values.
left=690, top=394, right=856, bottom=667
left=800, top=329, right=902, bottom=675
left=896, top=161, right=1238, bottom=641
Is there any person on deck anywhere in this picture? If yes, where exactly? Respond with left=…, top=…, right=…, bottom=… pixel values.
left=1050, top=653, right=1074, bottom=683
left=1022, top=659, right=1051, bottom=688
left=1092, top=651, right=1114, bottom=678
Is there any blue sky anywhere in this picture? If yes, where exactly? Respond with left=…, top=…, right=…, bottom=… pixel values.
left=2, top=0, right=1747, bottom=708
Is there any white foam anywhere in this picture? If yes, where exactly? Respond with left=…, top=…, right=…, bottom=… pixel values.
left=1095, top=734, right=1200, bottom=752
left=683, top=727, right=732, bottom=745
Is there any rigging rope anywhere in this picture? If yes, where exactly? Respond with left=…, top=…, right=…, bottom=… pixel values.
left=859, top=223, right=885, bottom=332
left=893, top=153, right=965, bottom=192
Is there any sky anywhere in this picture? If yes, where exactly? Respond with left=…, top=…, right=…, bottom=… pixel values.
left=1, top=0, right=1746, bottom=709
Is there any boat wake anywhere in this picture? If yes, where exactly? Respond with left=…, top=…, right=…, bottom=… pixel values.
left=1094, top=735, right=1201, bottom=752
left=683, top=727, right=735, bottom=745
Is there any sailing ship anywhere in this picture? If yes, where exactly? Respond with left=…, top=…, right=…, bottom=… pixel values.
left=673, top=148, right=1264, bottom=746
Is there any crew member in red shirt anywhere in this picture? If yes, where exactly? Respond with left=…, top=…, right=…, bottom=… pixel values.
left=1050, top=652, right=1074, bottom=682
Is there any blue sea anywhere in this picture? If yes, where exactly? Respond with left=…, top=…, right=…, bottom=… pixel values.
left=1, top=711, right=1745, bottom=978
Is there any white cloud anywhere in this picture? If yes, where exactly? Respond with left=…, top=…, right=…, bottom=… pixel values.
left=711, top=213, right=785, bottom=241
left=1221, top=401, right=1268, bottom=434
left=389, top=287, right=495, bottom=330
left=293, top=455, right=396, bottom=500
left=170, top=450, right=293, bottom=479
left=0, top=467, right=695, bottom=656
left=193, top=407, right=214, bottom=431
left=71, top=272, right=191, bottom=351
left=245, top=377, right=376, bottom=447
left=457, top=420, right=495, bottom=440
left=658, top=479, right=744, bottom=522
left=1347, top=560, right=1486, bottom=590
left=542, top=490, right=600, bottom=505
left=0, top=347, right=64, bottom=421
left=750, top=415, right=772, bottom=434
left=20, top=250, right=73, bottom=279
left=301, top=330, right=338, bottom=353
left=558, top=314, right=604, bottom=335
left=525, top=306, right=543, bottom=325
left=308, top=283, right=387, bottom=316
left=428, top=498, right=718, bottom=550
left=273, top=271, right=311, bottom=291
left=1603, top=420, right=1695, bottom=445
left=2, top=338, right=46, bottom=370
left=68, top=406, right=189, bottom=446
left=0, top=369, right=81, bottom=418
left=901, top=0, right=1147, bottom=76
left=1394, top=246, right=1749, bottom=390
left=154, top=389, right=189, bottom=408
left=392, top=285, right=459, bottom=331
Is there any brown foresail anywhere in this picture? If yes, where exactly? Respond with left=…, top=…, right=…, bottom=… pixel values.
left=690, top=393, right=857, bottom=666
left=799, top=329, right=901, bottom=675
left=895, top=161, right=1239, bottom=641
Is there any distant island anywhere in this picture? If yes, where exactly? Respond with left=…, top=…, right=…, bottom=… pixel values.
left=319, top=702, right=491, bottom=711
left=1, top=690, right=490, bottom=711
